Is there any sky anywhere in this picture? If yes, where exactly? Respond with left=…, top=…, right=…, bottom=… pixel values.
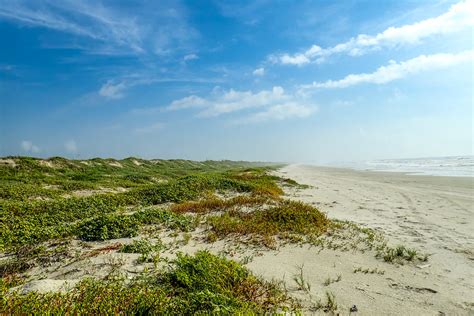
left=0, top=0, right=473, bottom=163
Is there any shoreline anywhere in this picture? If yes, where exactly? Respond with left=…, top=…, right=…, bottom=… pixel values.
left=295, top=163, right=474, bottom=180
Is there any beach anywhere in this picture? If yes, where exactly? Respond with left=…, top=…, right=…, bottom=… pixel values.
left=262, top=164, right=474, bottom=314
left=2, top=159, right=473, bottom=315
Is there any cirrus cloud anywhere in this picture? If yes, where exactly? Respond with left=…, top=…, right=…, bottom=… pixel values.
left=269, top=1, right=474, bottom=66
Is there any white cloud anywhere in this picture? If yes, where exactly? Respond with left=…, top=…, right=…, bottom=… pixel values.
left=252, top=67, right=265, bottom=76
left=166, top=86, right=315, bottom=123
left=21, top=140, right=40, bottom=153
left=241, top=102, right=315, bottom=123
left=167, top=95, right=208, bottom=110
left=270, top=1, right=474, bottom=65
left=300, top=50, right=474, bottom=90
left=134, top=122, right=165, bottom=134
left=65, top=140, right=78, bottom=153
left=183, top=53, right=198, bottom=61
left=99, top=81, right=127, bottom=99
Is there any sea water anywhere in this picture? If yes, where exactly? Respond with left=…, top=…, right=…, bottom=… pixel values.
left=349, top=156, right=474, bottom=177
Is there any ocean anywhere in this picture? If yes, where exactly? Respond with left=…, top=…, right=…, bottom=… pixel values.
left=333, top=156, right=474, bottom=177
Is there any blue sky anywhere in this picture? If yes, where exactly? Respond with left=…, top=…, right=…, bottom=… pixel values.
left=0, top=0, right=472, bottom=163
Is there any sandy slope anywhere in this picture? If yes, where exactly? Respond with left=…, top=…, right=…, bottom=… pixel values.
left=265, top=164, right=474, bottom=315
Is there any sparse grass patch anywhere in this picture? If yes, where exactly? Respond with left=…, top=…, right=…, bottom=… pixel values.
left=353, top=266, right=385, bottom=275
left=311, top=291, right=338, bottom=313
left=378, top=245, right=421, bottom=263
left=323, top=274, right=342, bottom=286
left=293, top=264, right=311, bottom=293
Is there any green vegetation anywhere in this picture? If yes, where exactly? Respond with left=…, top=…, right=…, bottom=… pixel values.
left=78, top=214, right=139, bottom=241
left=0, top=156, right=424, bottom=314
left=293, top=264, right=311, bottom=293
left=0, top=157, right=280, bottom=250
left=353, top=266, right=385, bottom=275
left=378, top=245, right=422, bottom=263
left=323, top=274, right=342, bottom=286
left=120, top=238, right=165, bottom=264
left=208, top=200, right=329, bottom=247
left=1, top=251, right=296, bottom=314
left=311, top=291, right=338, bottom=313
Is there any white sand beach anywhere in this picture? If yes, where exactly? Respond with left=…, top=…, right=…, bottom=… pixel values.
left=257, top=164, right=474, bottom=315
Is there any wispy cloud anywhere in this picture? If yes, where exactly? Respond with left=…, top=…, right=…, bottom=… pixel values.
left=21, top=140, right=40, bottom=153
left=238, top=102, right=315, bottom=124
left=269, top=1, right=474, bottom=65
left=166, top=86, right=315, bottom=123
left=300, top=50, right=474, bottom=90
left=99, top=81, right=127, bottom=99
left=183, top=53, right=198, bottom=62
left=0, top=0, right=197, bottom=55
left=252, top=67, right=265, bottom=76
left=98, top=74, right=224, bottom=100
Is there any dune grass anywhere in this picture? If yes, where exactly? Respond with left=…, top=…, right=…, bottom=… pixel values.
left=207, top=200, right=330, bottom=247
left=1, top=251, right=297, bottom=315
left=0, top=158, right=282, bottom=251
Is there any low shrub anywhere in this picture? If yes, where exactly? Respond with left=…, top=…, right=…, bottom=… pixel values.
left=132, top=208, right=194, bottom=231
left=120, top=238, right=164, bottom=255
left=208, top=200, right=329, bottom=246
left=77, top=214, right=139, bottom=241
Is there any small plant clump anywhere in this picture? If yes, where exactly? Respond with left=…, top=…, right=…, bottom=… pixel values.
left=77, top=214, right=139, bottom=241
left=120, top=238, right=165, bottom=263
left=293, top=264, right=311, bottom=293
left=378, top=245, right=423, bottom=263
left=353, top=266, right=385, bottom=275
left=323, top=274, right=342, bottom=286
left=311, top=291, right=338, bottom=313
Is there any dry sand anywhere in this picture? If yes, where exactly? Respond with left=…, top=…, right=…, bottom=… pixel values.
left=256, top=164, right=473, bottom=315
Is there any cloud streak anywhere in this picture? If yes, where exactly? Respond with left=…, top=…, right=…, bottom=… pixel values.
left=270, top=1, right=474, bottom=65
left=0, top=0, right=196, bottom=55
left=300, top=50, right=474, bottom=90
left=166, top=86, right=315, bottom=123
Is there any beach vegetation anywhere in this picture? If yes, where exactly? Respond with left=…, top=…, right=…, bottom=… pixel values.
left=207, top=200, right=329, bottom=247
left=293, top=264, right=311, bottom=293
left=1, top=251, right=297, bottom=314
